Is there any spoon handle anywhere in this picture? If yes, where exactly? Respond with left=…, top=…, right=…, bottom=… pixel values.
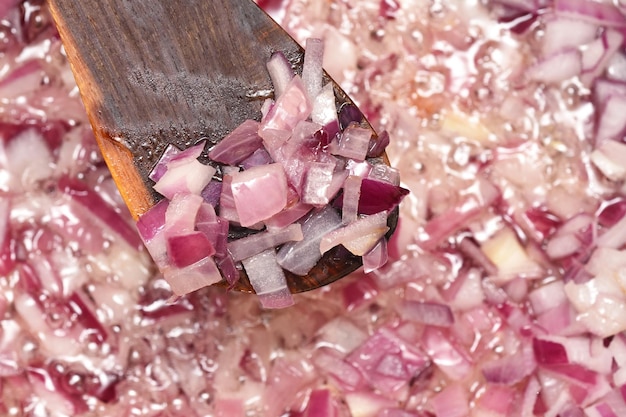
left=48, top=0, right=304, bottom=218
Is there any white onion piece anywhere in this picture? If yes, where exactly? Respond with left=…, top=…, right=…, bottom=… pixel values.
left=148, top=143, right=181, bottom=182
left=320, top=211, right=389, bottom=256
left=302, top=162, right=336, bottom=206
left=591, top=138, right=626, bottom=181
left=596, top=93, right=626, bottom=144
left=596, top=214, right=626, bottom=249
left=607, top=52, right=626, bottom=81
left=231, top=163, right=288, bottom=227
left=153, top=158, right=216, bottom=200
left=362, top=238, right=388, bottom=273
left=4, top=128, right=53, bottom=191
left=164, top=193, right=204, bottom=236
left=331, top=124, right=372, bottom=161
left=527, top=49, right=582, bottom=84
left=581, top=29, right=624, bottom=85
left=542, top=18, right=598, bottom=57
left=368, top=164, right=401, bottom=186
left=302, top=38, right=324, bottom=101
left=163, top=255, right=222, bottom=296
left=316, top=317, right=369, bottom=354
left=260, top=75, right=312, bottom=134
left=277, top=206, right=342, bottom=275
left=481, top=226, right=543, bottom=282
left=399, top=301, right=454, bottom=327
left=227, top=223, right=303, bottom=262
left=241, top=249, right=294, bottom=309
left=341, top=175, right=362, bottom=225
left=311, top=83, right=338, bottom=126
left=266, top=51, right=294, bottom=99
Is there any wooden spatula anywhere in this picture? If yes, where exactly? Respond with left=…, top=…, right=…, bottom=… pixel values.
left=48, top=0, right=397, bottom=293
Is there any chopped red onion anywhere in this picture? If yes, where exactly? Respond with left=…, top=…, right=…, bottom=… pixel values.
left=527, top=48, right=583, bottom=84
left=231, top=163, right=288, bottom=227
left=331, top=124, right=372, bottom=161
left=555, top=0, right=626, bottom=27
left=398, top=301, right=455, bottom=327
left=362, top=238, right=388, bottom=273
left=341, top=175, right=362, bottom=224
left=148, top=143, right=181, bottom=182
left=153, top=156, right=216, bottom=200
left=166, top=231, right=215, bottom=268
left=320, top=211, right=389, bottom=256
left=227, top=223, right=303, bottom=262
left=241, top=249, right=294, bottom=309
left=208, top=119, right=263, bottom=165
left=266, top=51, right=294, bottom=99
left=302, top=38, right=324, bottom=101
left=302, top=161, right=336, bottom=206
left=277, top=206, right=342, bottom=275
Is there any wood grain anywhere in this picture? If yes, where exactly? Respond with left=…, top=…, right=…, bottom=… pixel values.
left=48, top=0, right=395, bottom=293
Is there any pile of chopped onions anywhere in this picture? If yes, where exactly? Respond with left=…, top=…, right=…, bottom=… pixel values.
left=3, top=0, right=626, bottom=416
left=137, top=40, right=407, bottom=308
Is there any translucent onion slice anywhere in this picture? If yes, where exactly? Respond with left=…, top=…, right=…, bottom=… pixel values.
left=241, top=249, right=294, bottom=309
left=208, top=119, right=262, bottom=165
left=230, top=163, right=288, bottom=227
left=277, top=206, right=342, bottom=276
left=320, top=211, right=389, bottom=256
left=227, top=223, right=303, bottom=262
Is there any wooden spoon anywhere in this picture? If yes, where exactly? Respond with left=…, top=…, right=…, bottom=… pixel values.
left=48, top=0, right=398, bottom=293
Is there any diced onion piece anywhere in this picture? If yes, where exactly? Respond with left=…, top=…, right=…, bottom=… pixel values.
left=148, top=144, right=181, bottom=182
left=264, top=201, right=314, bottom=231
left=338, top=177, right=409, bottom=216
left=208, top=119, right=263, bottom=165
left=481, top=226, right=543, bottom=282
left=430, top=384, right=469, bottom=417
left=153, top=158, right=216, bottom=200
left=266, top=51, right=294, bottom=99
left=320, top=211, right=389, bottom=256
left=316, top=316, right=369, bottom=354
left=367, top=162, right=400, bottom=186
left=163, top=255, right=223, bottom=296
left=312, top=83, right=338, bottom=126
left=166, top=231, right=215, bottom=268
left=260, top=75, right=312, bottom=134
left=302, top=389, right=336, bottom=417
left=596, top=214, right=626, bottom=249
left=302, top=162, right=336, bottom=206
left=554, top=0, right=626, bottom=28
left=363, top=238, right=388, bottom=273
left=231, top=163, right=288, bottom=227
left=331, top=124, right=372, bottom=161
left=542, top=17, right=598, bottom=57
left=591, top=138, right=626, bottom=181
left=219, top=174, right=240, bottom=223
left=277, top=206, right=342, bottom=275
left=227, top=223, right=303, bottom=262
left=241, top=249, right=294, bottom=309
left=164, top=193, right=204, bottom=235
left=581, top=29, right=624, bottom=85
left=527, top=49, right=582, bottom=84
left=341, top=175, right=362, bottom=224
left=302, top=38, right=324, bottom=100
left=399, top=301, right=454, bottom=327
